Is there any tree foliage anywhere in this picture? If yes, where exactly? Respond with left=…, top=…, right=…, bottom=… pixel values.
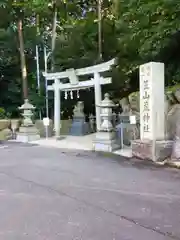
left=0, top=0, right=180, bottom=116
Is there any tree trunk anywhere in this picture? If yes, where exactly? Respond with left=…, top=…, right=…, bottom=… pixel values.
left=112, top=0, right=119, bottom=19
left=17, top=18, right=28, bottom=99
left=98, top=0, right=102, bottom=61
left=51, top=1, right=57, bottom=72
left=36, top=14, right=40, bottom=37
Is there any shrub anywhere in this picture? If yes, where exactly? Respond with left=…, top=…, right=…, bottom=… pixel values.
left=0, top=108, right=6, bottom=119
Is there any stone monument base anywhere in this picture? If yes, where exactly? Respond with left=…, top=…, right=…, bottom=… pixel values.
left=170, top=138, right=180, bottom=164
left=69, top=117, right=90, bottom=136
left=93, top=131, right=119, bottom=152
left=131, top=139, right=173, bottom=162
left=16, top=126, right=40, bottom=143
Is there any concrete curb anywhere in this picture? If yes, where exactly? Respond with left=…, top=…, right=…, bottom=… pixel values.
left=4, top=140, right=180, bottom=170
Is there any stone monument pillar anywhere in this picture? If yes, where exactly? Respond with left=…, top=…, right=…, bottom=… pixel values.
left=69, top=101, right=90, bottom=136
left=131, top=62, right=173, bottom=162
left=16, top=99, right=40, bottom=143
left=93, top=93, right=119, bottom=152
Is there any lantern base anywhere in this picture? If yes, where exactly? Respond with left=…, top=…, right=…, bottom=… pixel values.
left=93, top=131, right=119, bottom=152
left=16, top=126, right=40, bottom=143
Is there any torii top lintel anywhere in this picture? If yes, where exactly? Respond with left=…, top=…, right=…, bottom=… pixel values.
left=42, top=58, right=116, bottom=81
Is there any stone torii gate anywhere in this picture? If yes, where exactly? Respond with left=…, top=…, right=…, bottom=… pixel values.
left=43, top=59, right=116, bottom=138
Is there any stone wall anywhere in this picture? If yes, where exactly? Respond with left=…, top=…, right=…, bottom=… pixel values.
left=35, top=120, right=53, bottom=138
left=0, top=118, right=73, bottom=140
left=60, top=119, right=72, bottom=135
left=34, top=119, right=72, bottom=137
left=0, top=119, right=11, bottom=140
left=0, top=119, right=20, bottom=140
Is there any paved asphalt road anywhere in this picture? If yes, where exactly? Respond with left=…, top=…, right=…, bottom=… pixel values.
left=0, top=142, right=180, bottom=240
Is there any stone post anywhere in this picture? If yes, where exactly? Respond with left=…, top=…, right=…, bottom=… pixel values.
left=89, top=114, right=96, bottom=133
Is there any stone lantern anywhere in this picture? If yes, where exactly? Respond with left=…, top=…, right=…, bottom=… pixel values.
left=16, top=99, right=40, bottom=143
left=19, top=99, right=35, bottom=126
left=99, top=93, right=115, bottom=131
left=93, top=93, right=119, bottom=152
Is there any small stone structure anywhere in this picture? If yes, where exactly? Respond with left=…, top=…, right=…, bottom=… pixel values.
left=118, top=97, right=140, bottom=146
left=93, top=93, right=119, bottom=152
left=89, top=114, right=96, bottom=133
left=16, top=99, right=40, bottom=143
left=0, top=119, right=12, bottom=141
left=11, top=119, right=21, bottom=139
left=69, top=101, right=90, bottom=136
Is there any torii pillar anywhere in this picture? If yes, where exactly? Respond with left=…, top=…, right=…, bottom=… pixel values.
left=53, top=78, right=61, bottom=138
